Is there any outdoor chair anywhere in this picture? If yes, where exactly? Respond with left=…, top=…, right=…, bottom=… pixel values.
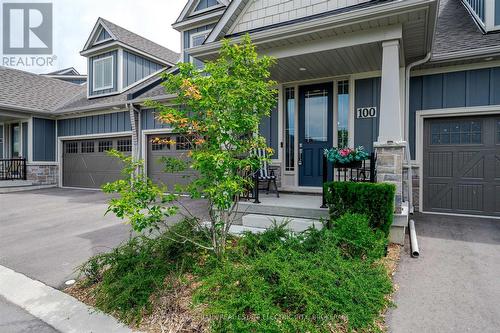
left=253, top=148, right=279, bottom=198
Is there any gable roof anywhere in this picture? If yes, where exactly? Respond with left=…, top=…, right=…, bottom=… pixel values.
left=0, top=66, right=84, bottom=114
left=431, top=0, right=500, bottom=61
left=45, top=67, right=81, bottom=75
left=175, top=0, right=228, bottom=24
left=82, top=18, right=180, bottom=65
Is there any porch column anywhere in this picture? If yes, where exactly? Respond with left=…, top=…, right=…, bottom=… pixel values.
left=375, top=40, right=405, bottom=213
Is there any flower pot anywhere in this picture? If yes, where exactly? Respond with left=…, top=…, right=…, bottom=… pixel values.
left=334, top=160, right=363, bottom=169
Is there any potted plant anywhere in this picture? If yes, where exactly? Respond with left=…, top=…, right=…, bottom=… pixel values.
left=323, top=146, right=369, bottom=168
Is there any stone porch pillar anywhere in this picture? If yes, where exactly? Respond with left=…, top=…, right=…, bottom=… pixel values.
left=376, top=40, right=405, bottom=212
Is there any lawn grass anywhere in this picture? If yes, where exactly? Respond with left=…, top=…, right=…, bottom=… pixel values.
left=71, top=214, right=397, bottom=333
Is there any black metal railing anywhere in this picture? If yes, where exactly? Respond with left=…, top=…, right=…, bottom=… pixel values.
left=321, top=153, right=377, bottom=208
left=0, top=158, right=27, bottom=180
left=239, top=170, right=262, bottom=204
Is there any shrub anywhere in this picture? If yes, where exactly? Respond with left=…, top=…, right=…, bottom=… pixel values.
left=195, top=228, right=393, bottom=332
left=78, top=220, right=205, bottom=324
left=332, top=213, right=387, bottom=260
left=324, top=181, right=395, bottom=236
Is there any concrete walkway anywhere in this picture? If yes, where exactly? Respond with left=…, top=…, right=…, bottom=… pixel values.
left=0, top=295, right=58, bottom=333
left=387, top=213, right=500, bottom=333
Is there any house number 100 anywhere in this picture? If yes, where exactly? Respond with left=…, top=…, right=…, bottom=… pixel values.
left=356, top=107, right=377, bottom=119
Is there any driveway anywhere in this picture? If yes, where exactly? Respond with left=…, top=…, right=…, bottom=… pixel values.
left=0, top=188, right=208, bottom=289
left=387, top=213, right=500, bottom=333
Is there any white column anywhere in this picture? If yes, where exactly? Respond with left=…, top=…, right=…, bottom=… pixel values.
left=378, top=40, right=403, bottom=143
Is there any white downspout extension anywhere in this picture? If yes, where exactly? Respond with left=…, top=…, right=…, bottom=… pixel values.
left=404, top=52, right=431, bottom=214
left=127, top=103, right=140, bottom=169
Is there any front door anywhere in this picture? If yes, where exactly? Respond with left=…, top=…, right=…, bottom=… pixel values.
left=298, top=83, right=333, bottom=186
left=11, top=123, right=20, bottom=158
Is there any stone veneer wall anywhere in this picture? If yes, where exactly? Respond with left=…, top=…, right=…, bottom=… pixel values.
left=27, top=164, right=58, bottom=185
left=374, top=143, right=404, bottom=213
left=412, top=166, right=420, bottom=212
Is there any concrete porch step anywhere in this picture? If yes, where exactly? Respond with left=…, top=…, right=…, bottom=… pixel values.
left=0, top=184, right=56, bottom=194
left=237, top=194, right=329, bottom=220
left=242, top=214, right=323, bottom=232
left=0, top=180, right=33, bottom=188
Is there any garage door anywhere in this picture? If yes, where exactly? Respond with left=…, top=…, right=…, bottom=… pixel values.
left=147, top=134, right=196, bottom=190
left=423, top=116, right=500, bottom=216
left=63, top=137, right=131, bottom=188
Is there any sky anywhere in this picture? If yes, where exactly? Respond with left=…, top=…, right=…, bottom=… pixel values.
left=0, top=0, right=186, bottom=74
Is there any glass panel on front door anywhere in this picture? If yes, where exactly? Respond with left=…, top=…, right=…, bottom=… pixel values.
left=304, top=89, right=328, bottom=142
left=337, top=80, right=349, bottom=148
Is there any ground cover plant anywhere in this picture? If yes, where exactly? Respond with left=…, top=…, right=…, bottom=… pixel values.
left=75, top=213, right=394, bottom=332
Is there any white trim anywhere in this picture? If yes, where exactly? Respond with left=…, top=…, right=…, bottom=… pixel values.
left=191, top=1, right=224, bottom=16
left=415, top=105, right=500, bottom=212
left=92, top=26, right=114, bottom=47
left=56, top=108, right=128, bottom=120
left=117, top=49, right=124, bottom=91
left=81, top=41, right=176, bottom=67
left=27, top=117, right=33, bottom=163
left=92, top=56, right=114, bottom=92
left=276, top=85, right=283, bottom=164
left=0, top=123, right=4, bottom=159
left=82, top=19, right=118, bottom=52
left=172, top=10, right=224, bottom=31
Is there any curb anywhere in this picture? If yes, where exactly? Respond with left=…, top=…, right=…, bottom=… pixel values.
left=0, top=265, right=135, bottom=333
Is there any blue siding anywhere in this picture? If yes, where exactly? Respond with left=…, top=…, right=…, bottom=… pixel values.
left=496, top=0, right=500, bottom=25
left=57, top=112, right=131, bottom=137
left=96, top=28, right=111, bottom=43
left=123, top=51, right=163, bottom=87
left=33, top=118, right=56, bottom=162
left=409, top=66, right=500, bottom=158
left=141, top=109, right=171, bottom=130
left=0, top=125, right=3, bottom=158
left=89, top=50, right=118, bottom=96
left=259, top=105, right=279, bottom=158
left=354, top=77, right=381, bottom=153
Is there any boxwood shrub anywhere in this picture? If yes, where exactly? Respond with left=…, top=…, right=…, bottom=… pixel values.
left=324, top=181, right=396, bottom=236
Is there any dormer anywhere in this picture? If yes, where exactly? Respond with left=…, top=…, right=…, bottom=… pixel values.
left=81, top=18, right=180, bottom=99
left=172, top=0, right=228, bottom=66
left=463, top=0, right=500, bottom=32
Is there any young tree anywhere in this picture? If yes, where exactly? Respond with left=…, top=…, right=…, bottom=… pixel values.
left=105, top=36, right=277, bottom=259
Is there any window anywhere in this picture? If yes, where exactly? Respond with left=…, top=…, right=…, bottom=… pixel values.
left=190, top=32, right=209, bottom=69
left=194, top=0, right=219, bottom=12
left=151, top=137, right=171, bottom=151
left=337, top=80, right=349, bottom=149
left=65, top=142, right=78, bottom=154
left=93, top=56, right=113, bottom=91
left=117, top=139, right=132, bottom=152
left=285, top=87, right=295, bottom=171
left=497, top=120, right=500, bottom=143
left=176, top=135, right=194, bottom=151
left=304, top=89, right=328, bottom=142
left=98, top=140, right=113, bottom=152
left=431, top=120, right=482, bottom=145
left=81, top=141, right=94, bottom=153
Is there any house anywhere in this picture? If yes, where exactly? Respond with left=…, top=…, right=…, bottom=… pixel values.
left=1, top=0, right=499, bottom=221
left=42, top=68, right=87, bottom=85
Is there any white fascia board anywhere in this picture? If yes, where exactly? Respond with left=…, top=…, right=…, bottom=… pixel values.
left=431, top=46, right=500, bottom=63
left=172, top=9, right=225, bottom=31
left=205, top=0, right=435, bottom=45
left=81, top=42, right=176, bottom=67
left=82, top=18, right=117, bottom=52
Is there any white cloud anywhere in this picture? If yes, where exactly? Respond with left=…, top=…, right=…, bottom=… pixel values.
left=1, top=0, right=186, bottom=74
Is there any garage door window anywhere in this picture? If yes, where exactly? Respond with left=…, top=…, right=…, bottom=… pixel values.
left=152, top=137, right=171, bottom=151
left=81, top=141, right=95, bottom=153
left=98, top=140, right=113, bottom=152
left=431, top=120, right=482, bottom=145
left=66, top=142, right=78, bottom=154
left=176, top=135, right=194, bottom=151
left=117, top=139, right=132, bottom=152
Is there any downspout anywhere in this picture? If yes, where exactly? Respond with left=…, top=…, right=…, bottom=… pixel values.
left=404, top=52, right=431, bottom=214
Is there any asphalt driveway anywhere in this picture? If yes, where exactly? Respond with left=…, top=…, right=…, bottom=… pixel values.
left=0, top=188, right=207, bottom=289
left=387, top=213, right=500, bottom=333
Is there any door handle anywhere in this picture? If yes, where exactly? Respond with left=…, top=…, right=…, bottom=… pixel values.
left=298, top=148, right=303, bottom=166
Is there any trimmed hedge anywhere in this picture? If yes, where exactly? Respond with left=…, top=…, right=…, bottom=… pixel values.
left=324, top=181, right=396, bottom=236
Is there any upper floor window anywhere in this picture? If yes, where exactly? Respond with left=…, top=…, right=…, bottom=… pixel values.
left=194, top=0, right=219, bottom=13
left=463, top=0, right=500, bottom=32
left=93, top=56, right=113, bottom=91
left=190, top=31, right=209, bottom=69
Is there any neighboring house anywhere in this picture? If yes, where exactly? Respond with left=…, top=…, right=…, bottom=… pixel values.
left=1, top=0, right=500, bottom=219
left=42, top=68, right=88, bottom=85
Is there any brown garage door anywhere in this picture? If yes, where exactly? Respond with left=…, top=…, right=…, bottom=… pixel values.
left=423, top=116, right=500, bottom=216
left=63, top=137, right=131, bottom=188
left=147, top=134, right=196, bottom=190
